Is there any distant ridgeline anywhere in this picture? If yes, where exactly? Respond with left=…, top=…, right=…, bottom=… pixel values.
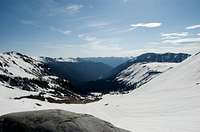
left=0, top=52, right=98, bottom=103
left=41, top=57, right=113, bottom=85
left=0, top=51, right=191, bottom=97
left=77, top=53, right=191, bottom=94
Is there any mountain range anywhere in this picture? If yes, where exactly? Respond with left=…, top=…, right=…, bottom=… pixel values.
left=0, top=51, right=199, bottom=132
left=0, top=52, right=190, bottom=95
left=77, top=53, right=190, bottom=93
left=0, top=52, right=97, bottom=103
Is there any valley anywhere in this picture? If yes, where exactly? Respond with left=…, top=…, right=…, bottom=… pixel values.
left=0, top=51, right=197, bottom=132
left=1, top=1, right=199, bottom=131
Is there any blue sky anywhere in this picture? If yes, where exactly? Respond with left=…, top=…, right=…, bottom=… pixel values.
left=0, top=0, right=200, bottom=57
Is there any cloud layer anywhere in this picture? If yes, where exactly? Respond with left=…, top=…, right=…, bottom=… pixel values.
left=65, top=4, right=83, bottom=14
left=186, top=24, right=200, bottom=29
left=131, top=22, right=162, bottom=29
left=161, top=32, right=189, bottom=40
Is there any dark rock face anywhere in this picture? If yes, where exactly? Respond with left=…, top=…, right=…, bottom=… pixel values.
left=0, top=109, right=129, bottom=132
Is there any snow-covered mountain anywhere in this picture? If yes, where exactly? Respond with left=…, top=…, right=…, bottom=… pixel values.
left=41, top=56, right=131, bottom=67
left=77, top=51, right=200, bottom=132
left=40, top=56, right=78, bottom=63
left=107, top=53, right=190, bottom=79
left=80, top=53, right=190, bottom=93
left=0, top=52, right=92, bottom=103
left=0, top=52, right=45, bottom=79
left=116, top=62, right=177, bottom=87
left=110, top=53, right=190, bottom=89
left=0, top=52, right=199, bottom=132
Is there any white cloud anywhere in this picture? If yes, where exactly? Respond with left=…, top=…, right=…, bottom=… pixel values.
left=197, top=33, right=200, bottom=36
left=40, top=31, right=200, bottom=57
left=78, top=34, right=97, bottom=41
left=161, top=32, right=189, bottom=40
left=47, top=3, right=83, bottom=16
left=44, top=39, right=132, bottom=57
left=62, top=30, right=72, bottom=35
left=88, top=21, right=110, bottom=28
left=162, top=37, right=200, bottom=45
left=49, top=43, right=200, bottom=57
left=115, top=22, right=162, bottom=33
left=65, top=4, right=83, bottom=14
left=136, top=45, right=200, bottom=56
left=130, top=22, right=162, bottom=29
left=186, top=25, right=200, bottom=30
left=70, top=34, right=134, bottom=57
left=50, top=26, right=71, bottom=35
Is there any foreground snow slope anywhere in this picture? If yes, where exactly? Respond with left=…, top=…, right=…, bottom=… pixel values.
left=1, top=52, right=200, bottom=132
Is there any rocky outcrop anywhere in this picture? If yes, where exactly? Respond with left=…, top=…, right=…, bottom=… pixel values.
left=0, top=109, right=129, bottom=132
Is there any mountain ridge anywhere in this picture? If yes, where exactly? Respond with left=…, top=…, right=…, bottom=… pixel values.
left=78, top=52, right=190, bottom=94
left=0, top=51, right=97, bottom=103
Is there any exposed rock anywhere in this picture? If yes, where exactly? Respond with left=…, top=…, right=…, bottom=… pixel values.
left=0, top=109, right=129, bottom=132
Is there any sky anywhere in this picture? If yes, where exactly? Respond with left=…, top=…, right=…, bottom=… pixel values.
left=0, top=0, right=200, bottom=57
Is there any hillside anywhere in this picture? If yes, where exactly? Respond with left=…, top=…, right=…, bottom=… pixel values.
left=53, top=52, right=200, bottom=132
left=0, top=52, right=94, bottom=103
left=0, top=52, right=199, bottom=132
left=42, top=57, right=113, bottom=85
left=115, top=62, right=177, bottom=87
left=106, top=52, right=190, bottom=79
left=79, top=53, right=190, bottom=93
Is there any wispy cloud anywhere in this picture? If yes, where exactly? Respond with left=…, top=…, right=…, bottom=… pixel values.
left=43, top=29, right=200, bottom=57
left=161, top=32, right=189, bottom=40
left=20, top=19, right=41, bottom=29
left=44, top=41, right=200, bottom=57
left=130, top=22, right=162, bottom=29
left=62, top=30, right=72, bottom=35
left=197, top=33, right=200, bottom=36
left=47, top=3, right=84, bottom=16
left=65, top=4, right=83, bottom=14
left=74, top=33, right=133, bottom=56
left=88, top=21, right=110, bottom=28
left=146, top=31, right=200, bottom=55
left=20, top=20, right=35, bottom=25
left=78, top=34, right=97, bottom=41
left=116, top=22, right=162, bottom=33
left=160, top=31, right=200, bottom=45
left=135, top=45, right=200, bottom=56
left=162, top=37, right=200, bottom=45
left=186, top=24, right=200, bottom=30
left=44, top=36, right=132, bottom=57
left=50, top=26, right=71, bottom=35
